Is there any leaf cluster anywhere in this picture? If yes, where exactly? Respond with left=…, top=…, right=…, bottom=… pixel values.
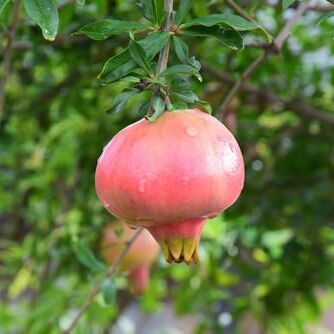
left=73, top=0, right=270, bottom=118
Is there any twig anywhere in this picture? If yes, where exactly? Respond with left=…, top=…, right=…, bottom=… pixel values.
left=202, top=62, right=277, bottom=100
left=309, top=4, right=334, bottom=12
left=203, top=63, right=334, bottom=126
left=219, top=53, right=268, bottom=115
left=224, top=0, right=258, bottom=25
left=147, top=0, right=174, bottom=117
left=285, top=99, right=334, bottom=125
left=0, top=0, right=20, bottom=122
left=156, top=0, right=173, bottom=76
left=219, top=1, right=310, bottom=117
left=274, top=1, right=310, bottom=50
left=62, top=227, right=144, bottom=334
left=268, top=1, right=334, bottom=12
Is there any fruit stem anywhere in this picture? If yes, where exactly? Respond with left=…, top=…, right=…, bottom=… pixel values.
left=156, top=0, right=174, bottom=76
left=147, top=0, right=174, bottom=116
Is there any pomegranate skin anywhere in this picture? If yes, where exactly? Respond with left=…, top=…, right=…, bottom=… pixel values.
left=96, top=109, right=244, bottom=264
left=127, top=266, right=150, bottom=295
left=101, top=221, right=159, bottom=294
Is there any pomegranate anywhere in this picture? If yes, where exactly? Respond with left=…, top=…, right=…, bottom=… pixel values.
left=96, top=109, right=244, bottom=264
left=101, top=221, right=159, bottom=294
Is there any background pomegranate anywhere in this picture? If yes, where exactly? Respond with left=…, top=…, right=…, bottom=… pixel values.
left=96, top=109, right=244, bottom=264
left=101, top=221, right=159, bottom=294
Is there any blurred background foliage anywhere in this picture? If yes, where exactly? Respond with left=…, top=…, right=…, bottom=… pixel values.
left=1, top=0, right=334, bottom=333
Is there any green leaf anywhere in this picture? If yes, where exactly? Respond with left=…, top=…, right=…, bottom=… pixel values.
left=172, top=35, right=189, bottom=63
left=182, top=13, right=257, bottom=30
left=152, top=0, right=165, bottom=25
left=166, top=103, right=174, bottom=110
left=100, top=278, right=116, bottom=306
left=172, top=36, right=201, bottom=70
left=160, top=64, right=202, bottom=82
left=129, top=41, right=153, bottom=75
left=181, top=13, right=271, bottom=42
left=172, top=102, right=188, bottom=110
left=76, top=0, right=85, bottom=5
left=137, top=0, right=164, bottom=24
left=188, top=56, right=201, bottom=70
left=73, top=242, right=105, bottom=272
left=120, top=76, right=142, bottom=83
left=23, top=0, right=59, bottom=41
left=174, top=90, right=199, bottom=104
left=195, top=100, right=212, bottom=114
left=171, top=77, right=191, bottom=91
left=137, top=0, right=154, bottom=22
left=146, top=96, right=166, bottom=121
left=317, top=12, right=334, bottom=25
left=282, top=0, right=296, bottom=9
left=174, top=0, right=192, bottom=25
left=136, top=100, right=151, bottom=115
left=73, top=20, right=149, bottom=40
left=182, top=25, right=243, bottom=50
left=105, top=89, right=139, bottom=114
left=98, top=32, right=170, bottom=84
left=98, top=49, right=136, bottom=84
left=0, top=0, right=10, bottom=19
left=138, top=31, right=170, bottom=58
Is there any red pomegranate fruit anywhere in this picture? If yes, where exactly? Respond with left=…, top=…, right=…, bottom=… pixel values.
left=96, top=109, right=244, bottom=264
left=101, top=221, right=159, bottom=294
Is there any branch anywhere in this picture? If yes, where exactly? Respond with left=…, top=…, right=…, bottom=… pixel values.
left=265, top=1, right=334, bottom=12
left=224, top=0, right=259, bottom=25
left=309, top=4, right=334, bottom=12
left=285, top=99, right=334, bottom=125
left=219, top=53, right=268, bottom=115
left=274, top=1, right=310, bottom=50
left=0, top=0, right=20, bottom=123
left=156, top=0, right=173, bottom=76
left=147, top=0, right=174, bottom=116
left=203, top=63, right=334, bottom=126
left=219, top=1, right=310, bottom=117
left=203, top=62, right=278, bottom=101
left=62, top=227, right=144, bottom=334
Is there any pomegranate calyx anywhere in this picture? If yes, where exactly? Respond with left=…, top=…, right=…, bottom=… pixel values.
left=159, top=237, right=200, bottom=264
left=146, top=218, right=205, bottom=264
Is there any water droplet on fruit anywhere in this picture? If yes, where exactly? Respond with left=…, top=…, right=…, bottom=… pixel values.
left=138, top=179, right=147, bottom=193
left=186, top=127, right=198, bottom=137
left=102, top=199, right=110, bottom=208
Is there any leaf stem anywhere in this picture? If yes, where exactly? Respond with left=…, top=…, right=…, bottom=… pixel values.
left=62, top=227, right=144, bottom=334
left=147, top=0, right=174, bottom=117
